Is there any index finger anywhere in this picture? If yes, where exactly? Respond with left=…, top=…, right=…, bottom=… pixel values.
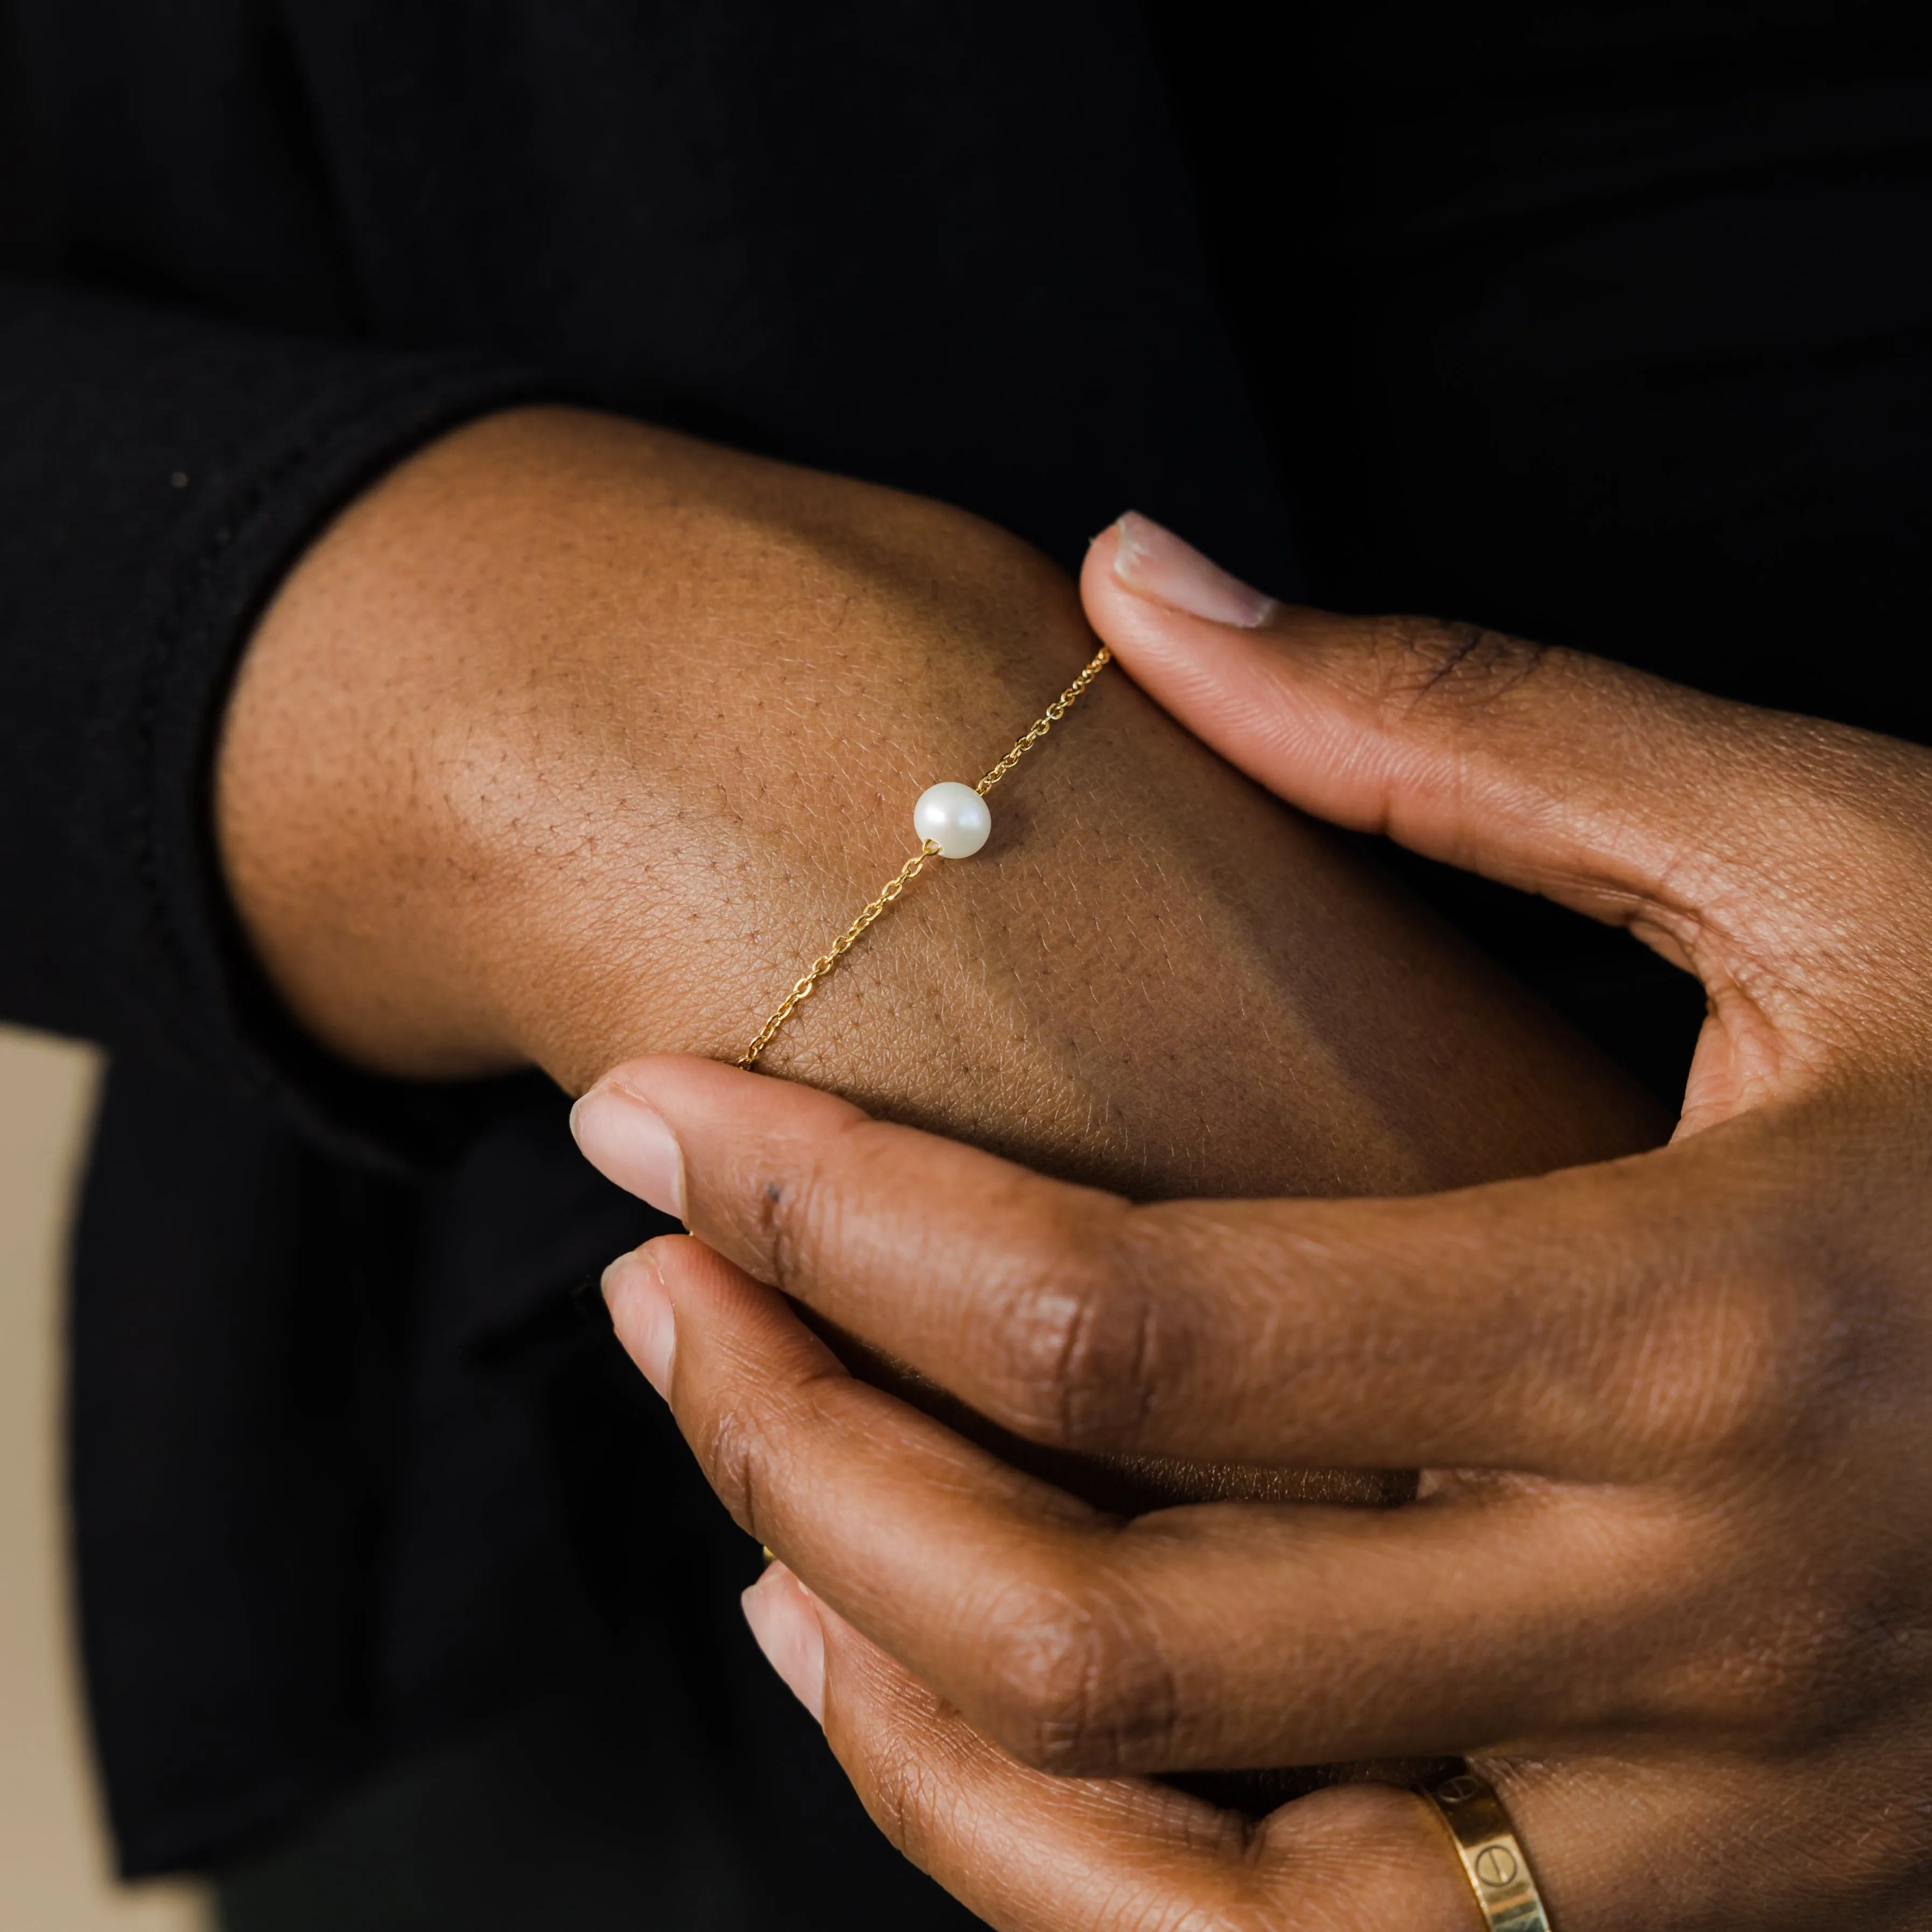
left=573, top=1055, right=1772, bottom=1480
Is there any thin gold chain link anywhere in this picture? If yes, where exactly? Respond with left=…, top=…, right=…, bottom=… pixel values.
left=734, top=841, right=939, bottom=1070
left=971, top=645, right=1114, bottom=797
left=736, top=644, right=1111, bottom=1069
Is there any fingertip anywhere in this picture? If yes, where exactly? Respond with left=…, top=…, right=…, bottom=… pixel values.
left=582, top=1053, right=868, bottom=1142
left=1080, top=513, right=1125, bottom=576
left=571, top=1078, right=687, bottom=1219
left=1079, top=515, right=1292, bottom=690
left=573, top=1055, right=865, bottom=1220
left=577, top=1051, right=762, bottom=1119
left=1079, top=516, right=1156, bottom=634
left=1109, top=511, right=1278, bottom=627
left=601, top=1240, right=680, bottom=1397
left=743, top=1562, right=827, bottom=1724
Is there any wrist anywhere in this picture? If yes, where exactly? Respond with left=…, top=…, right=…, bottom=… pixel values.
left=215, top=404, right=1093, bottom=1089
left=216, top=403, right=1663, bottom=1201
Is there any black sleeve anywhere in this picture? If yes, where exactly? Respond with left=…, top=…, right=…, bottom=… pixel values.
left=0, top=272, right=554, bottom=1164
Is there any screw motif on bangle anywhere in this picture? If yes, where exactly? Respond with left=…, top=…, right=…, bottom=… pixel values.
left=735, top=644, right=1112, bottom=1070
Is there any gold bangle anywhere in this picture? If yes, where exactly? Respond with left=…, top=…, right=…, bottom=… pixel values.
left=736, top=645, right=1112, bottom=1070
left=1420, top=1770, right=1555, bottom=1932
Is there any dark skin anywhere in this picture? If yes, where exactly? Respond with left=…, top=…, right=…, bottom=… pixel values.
left=215, top=413, right=1667, bottom=1921
left=573, top=518, right=1932, bottom=1930
left=217, top=405, right=1657, bottom=1200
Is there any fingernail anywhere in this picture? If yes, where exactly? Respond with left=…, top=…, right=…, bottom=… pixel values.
left=742, top=1563, right=826, bottom=1723
left=571, top=1084, right=686, bottom=1220
left=602, top=1248, right=675, bottom=1398
left=1112, top=510, right=1276, bottom=628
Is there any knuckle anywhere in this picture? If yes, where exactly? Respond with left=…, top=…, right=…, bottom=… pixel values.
left=689, top=1396, right=767, bottom=1536
left=1604, top=1219, right=1844, bottom=1471
left=975, top=1565, right=1181, bottom=1776
left=1749, top=1597, right=1894, bottom=1746
left=1363, top=614, right=1552, bottom=721
left=1630, top=1299, right=1795, bottom=1466
left=687, top=1374, right=803, bottom=1545
left=855, top=1732, right=950, bottom=1867
left=1651, top=1543, right=1896, bottom=1750
left=751, top=1111, right=888, bottom=1297
left=988, top=1210, right=1169, bottom=1451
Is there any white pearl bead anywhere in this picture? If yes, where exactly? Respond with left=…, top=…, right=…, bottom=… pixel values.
left=914, top=781, right=992, bottom=859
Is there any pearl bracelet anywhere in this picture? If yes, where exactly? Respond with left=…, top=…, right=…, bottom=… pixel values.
left=736, top=644, right=1112, bottom=1070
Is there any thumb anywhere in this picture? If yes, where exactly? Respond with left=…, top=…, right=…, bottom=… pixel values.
left=1080, top=512, right=1826, bottom=980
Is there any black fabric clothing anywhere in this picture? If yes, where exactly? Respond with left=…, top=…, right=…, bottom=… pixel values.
left=1, top=0, right=1295, bottom=1893
left=1154, top=0, right=1932, bottom=1088
left=1165, top=4, right=1932, bottom=730
left=2, top=0, right=1930, bottom=1905
left=212, top=1648, right=770, bottom=1932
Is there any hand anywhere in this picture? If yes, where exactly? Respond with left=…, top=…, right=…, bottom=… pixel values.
left=575, top=517, right=1932, bottom=1929
left=216, top=409, right=1656, bottom=1203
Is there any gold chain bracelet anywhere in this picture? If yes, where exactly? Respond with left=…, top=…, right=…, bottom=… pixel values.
left=736, top=644, right=1112, bottom=1070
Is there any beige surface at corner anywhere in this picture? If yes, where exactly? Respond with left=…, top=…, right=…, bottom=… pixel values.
left=0, top=1026, right=208, bottom=1931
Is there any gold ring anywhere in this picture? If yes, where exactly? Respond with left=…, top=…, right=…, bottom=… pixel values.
left=1419, top=1769, right=1554, bottom=1931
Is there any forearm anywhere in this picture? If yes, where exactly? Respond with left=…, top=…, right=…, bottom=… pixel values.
left=218, top=405, right=1663, bottom=1200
